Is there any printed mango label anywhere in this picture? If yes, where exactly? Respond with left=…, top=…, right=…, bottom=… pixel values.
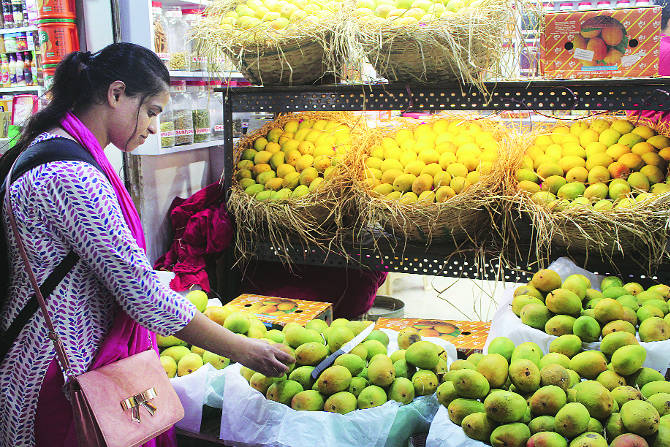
left=540, top=6, right=661, bottom=79
left=227, top=294, right=333, bottom=326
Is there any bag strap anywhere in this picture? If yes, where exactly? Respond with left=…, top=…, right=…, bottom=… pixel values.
left=0, top=251, right=79, bottom=361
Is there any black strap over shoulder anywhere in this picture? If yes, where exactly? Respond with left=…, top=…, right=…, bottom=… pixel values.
left=0, top=137, right=105, bottom=362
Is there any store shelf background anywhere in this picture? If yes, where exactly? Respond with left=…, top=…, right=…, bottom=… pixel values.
left=216, top=78, right=670, bottom=303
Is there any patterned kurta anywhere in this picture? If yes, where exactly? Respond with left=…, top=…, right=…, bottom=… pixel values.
left=0, top=134, right=197, bottom=446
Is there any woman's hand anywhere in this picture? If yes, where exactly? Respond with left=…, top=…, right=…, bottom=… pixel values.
left=174, top=313, right=294, bottom=377
left=233, top=337, right=295, bottom=377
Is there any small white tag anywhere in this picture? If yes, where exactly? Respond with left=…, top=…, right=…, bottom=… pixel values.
left=574, top=48, right=594, bottom=61
left=621, top=53, right=643, bottom=67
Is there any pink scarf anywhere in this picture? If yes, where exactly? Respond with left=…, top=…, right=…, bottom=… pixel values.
left=35, top=112, right=176, bottom=447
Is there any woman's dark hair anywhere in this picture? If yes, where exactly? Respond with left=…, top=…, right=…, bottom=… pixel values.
left=0, top=42, right=170, bottom=181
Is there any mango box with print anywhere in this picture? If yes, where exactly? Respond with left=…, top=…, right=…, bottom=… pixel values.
left=540, top=6, right=661, bottom=79
left=375, top=318, right=491, bottom=358
left=225, top=294, right=333, bottom=329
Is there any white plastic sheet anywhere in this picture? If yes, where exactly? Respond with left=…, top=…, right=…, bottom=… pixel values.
left=426, top=406, right=488, bottom=447
left=483, top=257, right=670, bottom=373
left=170, top=363, right=227, bottom=432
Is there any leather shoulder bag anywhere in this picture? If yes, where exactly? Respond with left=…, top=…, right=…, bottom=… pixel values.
left=3, top=156, right=184, bottom=447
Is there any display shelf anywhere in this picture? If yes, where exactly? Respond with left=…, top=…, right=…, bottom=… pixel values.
left=244, top=236, right=670, bottom=286
left=223, top=78, right=670, bottom=113
left=0, top=26, right=37, bottom=35
left=217, top=79, right=670, bottom=299
left=0, top=85, right=42, bottom=93
left=169, top=70, right=245, bottom=79
left=133, top=138, right=237, bottom=156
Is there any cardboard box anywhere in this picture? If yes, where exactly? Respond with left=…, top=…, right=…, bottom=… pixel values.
left=540, top=7, right=661, bottom=79
left=375, top=318, right=491, bottom=358
left=225, top=294, right=333, bottom=329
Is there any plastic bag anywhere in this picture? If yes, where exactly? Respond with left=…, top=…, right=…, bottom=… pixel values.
left=170, top=363, right=226, bottom=431
left=217, top=329, right=457, bottom=447
left=483, top=257, right=670, bottom=373
left=426, top=406, right=489, bottom=447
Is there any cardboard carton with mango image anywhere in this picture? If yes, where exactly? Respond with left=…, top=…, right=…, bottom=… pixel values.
left=540, top=6, right=660, bottom=79
left=570, top=15, right=628, bottom=68
left=243, top=297, right=299, bottom=316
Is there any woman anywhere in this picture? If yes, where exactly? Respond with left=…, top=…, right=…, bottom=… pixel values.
left=0, top=43, right=293, bottom=447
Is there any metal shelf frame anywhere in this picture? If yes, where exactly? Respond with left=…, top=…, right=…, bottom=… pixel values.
left=217, top=78, right=670, bottom=298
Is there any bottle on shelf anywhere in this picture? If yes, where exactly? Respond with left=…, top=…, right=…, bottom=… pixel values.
left=22, top=51, right=31, bottom=85
left=2, top=0, right=14, bottom=28
left=8, top=53, right=16, bottom=85
left=170, top=80, right=194, bottom=146
left=28, top=51, right=36, bottom=86
left=1, top=54, right=9, bottom=88
left=182, top=8, right=206, bottom=72
left=165, top=7, right=187, bottom=71
left=208, top=79, right=224, bottom=140
left=11, top=0, right=22, bottom=27
left=151, top=1, right=169, bottom=64
left=187, top=79, right=211, bottom=143
left=160, top=98, right=175, bottom=149
left=14, top=51, right=24, bottom=86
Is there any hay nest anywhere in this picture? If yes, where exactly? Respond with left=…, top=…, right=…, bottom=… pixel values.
left=505, top=115, right=670, bottom=269
left=349, top=115, right=511, bottom=247
left=354, top=0, right=526, bottom=87
left=193, top=0, right=349, bottom=85
left=225, top=111, right=368, bottom=265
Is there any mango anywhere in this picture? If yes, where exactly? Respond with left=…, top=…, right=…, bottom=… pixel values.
left=267, top=379, right=304, bottom=405
left=317, top=365, right=352, bottom=395
left=602, top=320, right=636, bottom=337
left=574, top=380, right=614, bottom=419
left=570, top=351, right=607, bottom=379
left=594, top=298, right=625, bottom=324
left=532, top=269, right=563, bottom=293
left=620, top=400, right=660, bottom=436
left=527, top=431, right=567, bottom=447
left=530, top=385, right=567, bottom=416
left=357, top=385, right=387, bottom=409
left=511, top=342, right=543, bottom=367
left=546, top=288, right=582, bottom=316
left=573, top=316, right=602, bottom=343
left=544, top=315, right=575, bottom=336
left=639, top=317, right=670, bottom=342
left=449, top=398, right=485, bottom=425
left=601, top=332, right=639, bottom=357
left=327, top=326, right=355, bottom=353
left=397, top=328, right=422, bottom=349
left=569, top=432, right=608, bottom=447
left=412, top=369, right=439, bottom=396
left=637, top=306, right=664, bottom=323
left=540, top=353, right=571, bottom=370
left=489, top=423, right=531, bottom=447
left=641, top=381, right=670, bottom=399
left=437, top=380, right=457, bottom=407
left=609, top=434, right=650, bottom=447
left=541, top=364, right=571, bottom=391
left=611, top=345, right=646, bottom=376
left=388, top=377, right=415, bottom=404
left=291, top=389, right=324, bottom=411
left=550, top=334, right=583, bottom=358
left=484, top=391, right=528, bottom=423
left=596, top=370, right=626, bottom=391
left=509, top=359, right=541, bottom=394
left=454, top=369, right=491, bottom=399
left=362, top=339, right=387, bottom=359
left=405, top=341, right=439, bottom=369
left=324, top=391, right=357, bottom=414
left=522, top=303, right=552, bottom=330
left=513, top=295, right=544, bottom=316
left=368, top=356, right=395, bottom=387
left=555, top=402, right=590, bottom=438
left=529, top=416, right=556, bottom=434
left=647, top=393, right=670, bottom=417
left=462, top=412, right=495, bottom=442
left=612, top=386, right=644, bottom=408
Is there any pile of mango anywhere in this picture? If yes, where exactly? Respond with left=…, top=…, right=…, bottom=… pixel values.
left=514, top=269, right=670, bottom=343
left=157, top=296, right=269, bottom=378
left=441, top=336, right=669, bottom=446
left=239, top=318, right=448, bottom=413
left=516, top=118, right=670, bottom=211
left=237, top=117, right=352, bottom=202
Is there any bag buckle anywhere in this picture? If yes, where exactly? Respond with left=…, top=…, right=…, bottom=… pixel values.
left=120, top=387, right=158, bottom=423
